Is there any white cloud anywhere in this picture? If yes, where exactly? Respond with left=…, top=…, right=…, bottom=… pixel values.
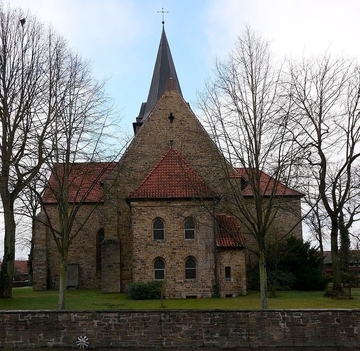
left=204, top=0, right=360, bottom=62
left=11, top=0, right=139, bottom=50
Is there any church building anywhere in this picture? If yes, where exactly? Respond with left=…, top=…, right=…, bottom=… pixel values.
left=32, top=24, right=302, bottom=298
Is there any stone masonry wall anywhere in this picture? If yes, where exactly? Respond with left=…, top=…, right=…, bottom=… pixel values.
left=130, top=200, right=217, bottom=298
left=33, top=204, right=106, bottom=290
left=102, top=90, right=237, bottom=293
left=241, top=197, right=303, bottom=268
left=217, top=249, right=247, bottom=297
left=0, top=309, right=360, bottom=349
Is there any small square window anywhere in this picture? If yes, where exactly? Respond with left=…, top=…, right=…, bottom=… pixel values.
left=154, top=269, right=165, bottom=280
left=225, top=266, right=231, bottom=280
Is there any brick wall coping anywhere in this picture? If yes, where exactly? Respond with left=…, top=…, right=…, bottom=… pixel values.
left=1, top=309, right=360, bottom=349
left=1, top=308, right=360, bottom=313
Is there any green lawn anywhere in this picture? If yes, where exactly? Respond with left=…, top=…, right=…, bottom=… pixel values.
left=1, top=287, right=360, bottom=310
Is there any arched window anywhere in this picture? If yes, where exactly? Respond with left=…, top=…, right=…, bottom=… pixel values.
left=184, top=218, right=195, bottom=239
left=96, top=229, right=104, bottom=273
left=153, top=218, right=165, bottom=240
left=185, top=257, right=196, bottom=279
left=154, top=257, right=165, bottom=280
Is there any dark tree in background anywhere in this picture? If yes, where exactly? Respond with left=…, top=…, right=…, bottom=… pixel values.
left=276, top=237, right=326, bottom=291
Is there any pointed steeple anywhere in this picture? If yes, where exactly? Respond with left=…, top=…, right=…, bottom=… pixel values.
left=133, top=25, right=183, bottom=133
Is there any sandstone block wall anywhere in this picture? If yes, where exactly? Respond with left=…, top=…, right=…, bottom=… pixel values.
left=0, top=309, right=359, bottom=349
left=130, top=200, right=217, bottom=298
left=217, top=249, right=247, bottom=297
left=102, top=90, right=238, bottom=293
left=33, top=204, right=105, bottom=290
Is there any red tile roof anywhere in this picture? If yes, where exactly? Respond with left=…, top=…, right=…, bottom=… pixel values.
left=42, top=162, right=117, bottom=204
left=15, top=260, right=28, bottom=274
left=0, top=260, right=28, bottom=274
left=216, top=213, right=245, bottom=248
left=129, top=148, right=215, bottom=199
left=234, top=168, right=303, bottom=197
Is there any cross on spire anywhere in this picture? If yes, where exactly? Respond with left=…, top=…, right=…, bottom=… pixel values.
left=157, top=6, right=169, bottom=25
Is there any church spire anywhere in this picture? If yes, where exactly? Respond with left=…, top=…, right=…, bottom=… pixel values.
left=133, top=24, right=183, bottom=133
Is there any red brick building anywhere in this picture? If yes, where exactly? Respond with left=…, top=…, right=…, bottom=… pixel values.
left=32, top=25, right=302, bottom=298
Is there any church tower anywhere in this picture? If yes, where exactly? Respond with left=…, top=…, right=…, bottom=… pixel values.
left=133, top=24, right=182, bottom=133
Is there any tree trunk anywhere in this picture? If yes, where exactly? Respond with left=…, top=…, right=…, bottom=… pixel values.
left=339, top=212, right=350, bottom=272
left=0, top=199, right=16, bottom=298
left=330, top=220, right=343, bottom=296
left=259, top=250, right=269, bottom=309
left=317, top=226, right=324, bottom=257
left=58, top=253, right=68, bottom=310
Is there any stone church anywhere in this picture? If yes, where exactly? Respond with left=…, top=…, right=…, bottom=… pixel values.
left=32, top=25, right=303, bottom=298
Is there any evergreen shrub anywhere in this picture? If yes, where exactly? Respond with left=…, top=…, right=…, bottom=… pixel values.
left=128, top=281, right=163, bottom=300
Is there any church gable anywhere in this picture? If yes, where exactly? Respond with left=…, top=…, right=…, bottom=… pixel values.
left=109, top=88, right=229, bottom=201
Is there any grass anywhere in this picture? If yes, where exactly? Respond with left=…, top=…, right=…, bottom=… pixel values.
left=1, top=287, right=360, bottom=311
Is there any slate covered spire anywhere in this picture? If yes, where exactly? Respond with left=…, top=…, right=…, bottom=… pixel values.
left=133, top=25, right=182, bottom=133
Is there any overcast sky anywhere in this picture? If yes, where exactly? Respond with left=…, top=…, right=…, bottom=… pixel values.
left=3, top=0, right=360, bottom=258
left=10, top=0, right=360, bottom=130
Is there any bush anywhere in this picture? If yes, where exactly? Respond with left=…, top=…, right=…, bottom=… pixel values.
left=248, top=237, right=327, bottom=292
left=278, top=237, right=327, bottom=290
left=248, top=268, right=296, bottom=292
left=269, top=270, right=296, bottom=291
left=212, top=283, right=221, bottom=298
left=128, top=281, right=163, bottom=300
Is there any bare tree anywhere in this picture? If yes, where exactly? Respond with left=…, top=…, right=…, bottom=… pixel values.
left=304, top=200, right=330, bottom=256
left=338, top=172, right=360, bottom=272
left=199, top=27, right=304, bottom=309
left=0, top=6, right=57, bottom=298
left=288, top=55, right=360, bottom=297
left=300, top=169, right=331, bottom=255
left=0, top=3, right=125, bottom=301
left=27, top=42, right=126, bottom=309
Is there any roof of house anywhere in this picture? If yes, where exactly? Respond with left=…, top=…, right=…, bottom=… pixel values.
left=42, top=162, right=117, bottom=204
left=216, top=213, right=245, bottom=248
left=14, top=260, right=28, bottom=274
left=128, top=148, right=215, bottom=200
left=0, top=260, right=28, bottom=274
left=134, top=25, right=182, bottom=127
left=234, top=168, right=303, bottom=197
left=323, top=250, right=360, bottom=264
